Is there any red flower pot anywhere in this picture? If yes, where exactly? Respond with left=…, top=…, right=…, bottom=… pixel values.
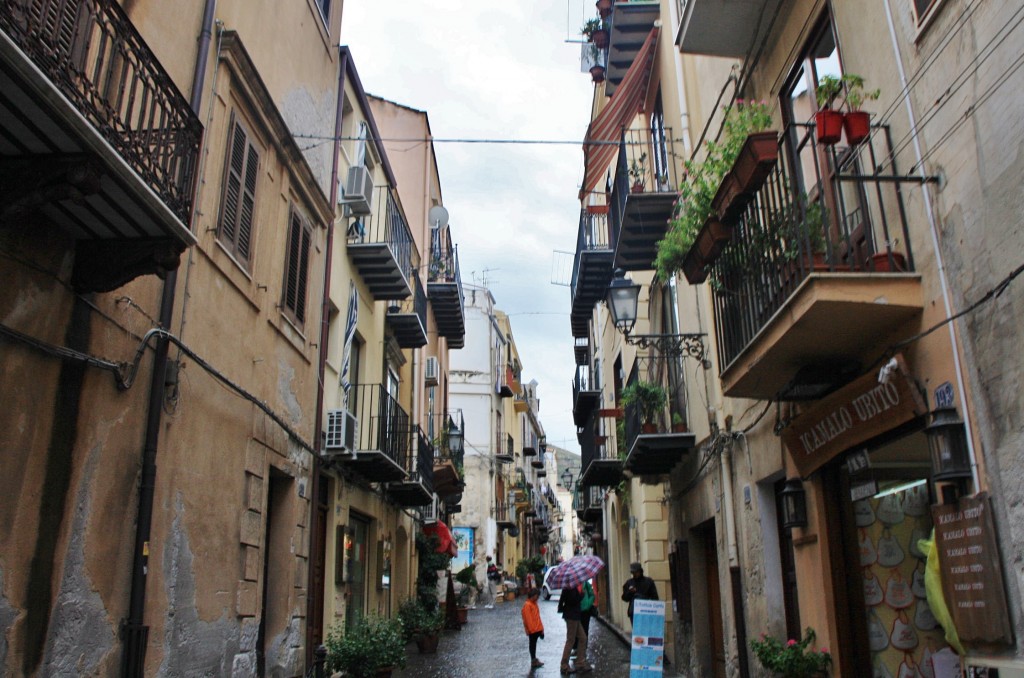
left=590, top=65, right=605, bottom=83
left=631, top=181, right=644, bottom=194
left=843, top=111, right=871, bottom=145
left=592, top=28, right=609, bottom=50
left=713, top=132, right=778, bottom=224
left=815, top=110, right=843, bottom=145
left=868, top=251, right=907, bottom=272
left=596, top=0, right=612, bottom=18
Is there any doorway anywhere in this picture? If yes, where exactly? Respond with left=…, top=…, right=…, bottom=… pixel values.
left=345, top=512, right=371, bottom=628
left=696, top=520, right=726, bottom=678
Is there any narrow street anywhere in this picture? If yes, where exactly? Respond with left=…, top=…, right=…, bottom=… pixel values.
left=395, top=592, right=683, bottom=678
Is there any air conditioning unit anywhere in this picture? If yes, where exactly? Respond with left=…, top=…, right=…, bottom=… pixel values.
left=324, top=409, right=358, bottom=455
left=341, top=165, right=372, bottom=215
left=421, top=494, right=440, bottom=524
left=424, top=356, right=439, bottom=386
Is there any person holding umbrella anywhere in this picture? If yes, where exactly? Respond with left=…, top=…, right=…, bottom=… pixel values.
left=546, top=554, right=604, bottom=674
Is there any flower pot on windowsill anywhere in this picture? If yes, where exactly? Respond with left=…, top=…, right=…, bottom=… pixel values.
left=843, top=110, right=871, bottom=145
left=815, top=109, right=843, bottom=145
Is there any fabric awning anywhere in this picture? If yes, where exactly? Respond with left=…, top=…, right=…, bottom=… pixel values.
left=579, top=27, right=660, bottom=200
left=423, top=520, right=458, bottom=557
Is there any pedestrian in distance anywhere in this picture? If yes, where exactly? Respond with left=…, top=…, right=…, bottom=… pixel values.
left=521, top=587, right=545, bottom=670
left=557, top=582, right=593, bottom=674
left=573, top=579, right=597, bottom=656
left=621, top=561, right=658, bottom=622
left=484, top=555, right=501, bottom=609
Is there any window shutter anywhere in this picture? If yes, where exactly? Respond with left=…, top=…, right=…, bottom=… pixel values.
left=283, top=208, right=312, bottom=324
left=237, top=143, right=258, bottom=260
left=219, top=115, right=259, bottom=263
left=296, top=217, right=311, bottom=322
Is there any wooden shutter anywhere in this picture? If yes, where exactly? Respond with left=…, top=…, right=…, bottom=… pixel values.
left=219, top=114, right=259, bottom=263
left=283, top=207, right=312, bottom=324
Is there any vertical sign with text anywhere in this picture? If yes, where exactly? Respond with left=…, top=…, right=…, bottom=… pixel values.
left=630, top=599, right=666, bottom=677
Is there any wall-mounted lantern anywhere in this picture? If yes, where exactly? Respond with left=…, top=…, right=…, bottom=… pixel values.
left=780, top=478, right=808, bottom=530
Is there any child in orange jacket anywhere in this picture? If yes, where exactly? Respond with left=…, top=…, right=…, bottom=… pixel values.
left=521, top=587, right=545, bottom=669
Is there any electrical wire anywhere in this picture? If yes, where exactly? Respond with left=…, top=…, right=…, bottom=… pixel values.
left=293, top=133, right=622, bottom=147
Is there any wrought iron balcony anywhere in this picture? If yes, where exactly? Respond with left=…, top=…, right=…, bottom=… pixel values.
left=347, top=185, right=414, bottom=300
left=431, top=410, right=464, bottom=498
left=572, top=364, right=600, bottom=427
left=1, top=0, right=202, bottom=290
left=622, top=391, right=695, bottom=477
left=579, top=412, right=622, bottom=488
left=605, top=0, right=660, bottom=97
left=496, top=432, right=514, bottom=463
left=495, top=501, right=516, bottom=529
left=427, top=225, right=465, bottom=349
left=707, top=123, right=925, bottom=400
left=574, top=337, right=590, bottom=366
left=388, top=426, right=434, bottom=507
left=609, top=128, right=680, bottom=271
left=523, top=430, right=539, bottom=457
left=336, top=384, right=410, bottom=482
left=385, top=269, right=427, bottom=348
left=570, top=207, right=614, bottom=338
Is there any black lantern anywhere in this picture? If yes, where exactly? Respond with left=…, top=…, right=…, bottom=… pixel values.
left=448, top=421, right=464, bottom=457
left=780, top=478, right=808, bottom=530
left=925, top=407, right=971, bottom=481
left=560, top=468, right=574, bottom=491
left=606, top=268, right=641, bottom=335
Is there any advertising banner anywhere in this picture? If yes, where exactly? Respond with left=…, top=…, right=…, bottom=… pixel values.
left=630, top=599, right=666, bottom=677
left=451, top=526, right=474, bottom=572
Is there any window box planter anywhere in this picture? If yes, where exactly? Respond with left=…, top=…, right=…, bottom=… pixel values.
left=815, top=110, right=843, bottom=145
left=711, top=131, right=779, bottom=224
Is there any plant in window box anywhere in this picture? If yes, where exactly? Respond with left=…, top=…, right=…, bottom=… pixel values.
left=656, top=100, right=774, bottom=283
left=814, top=74, right=845, bottom=145
left=628, top=153, right=648, bottom=193
left=621, top=381, right=667, bottom=433
left=840, top=74, right=880, bottom=145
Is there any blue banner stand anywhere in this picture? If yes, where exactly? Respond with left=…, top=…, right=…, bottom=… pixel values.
left=629, top=599, right=666, bottom=677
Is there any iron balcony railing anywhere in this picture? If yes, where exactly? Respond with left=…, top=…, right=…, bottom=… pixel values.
left=412, top=426, right=435, bottom=494
left=608, top=127, right=679, bottom=247
left=351, top=384, right=410, bottom=469
left=570, top=208, right=611, bottom=302
left=1, top=0, right=203, bottom=224
left=709, top=123, right=917, bottom=370
left=573, top=364, right=595, bottom=403
left=433, top=409, right=465, bottom=470
left=428, top=225, right=465, bottom=300
left=394, top=269, right=427, bottom=330
left=353, top=185, right=414, bottom=281
left=506, top=433, right=514, bottom=458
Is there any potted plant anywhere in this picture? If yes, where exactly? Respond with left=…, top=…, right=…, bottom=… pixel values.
left=814, top=74, right=845, bottom=145
left=628, top=152, right=647, bottom=193
left=671, top=413, right=687, bottom=433
left=621, top=380, right=667, bottom=433
left=324, top=615, right=407, bottom=678
left=596, top=0, right=612, bottom=18
left=587, top=43, right=606, bottom=83
left=750, top=627, right=832, bottom=678
left=397, top=598, right=444, bottom=654
left=454, top=564, right=479, bottom=623
left=840, top=74, right=880, bottom=145
left=581, top=17, right=609, bottom=49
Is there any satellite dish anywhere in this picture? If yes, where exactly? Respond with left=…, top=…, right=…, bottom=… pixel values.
left=507, top=526, right=520, bottom=538
left=428, top=205, right=449, bottom=229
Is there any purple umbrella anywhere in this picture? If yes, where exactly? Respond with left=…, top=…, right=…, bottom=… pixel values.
left=543, top=554, right=605, bottom=590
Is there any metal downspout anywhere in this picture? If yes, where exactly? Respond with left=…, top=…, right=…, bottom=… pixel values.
left=120, top=1, right=217, bottom=675
left=305, top=47, right=349, bottom=667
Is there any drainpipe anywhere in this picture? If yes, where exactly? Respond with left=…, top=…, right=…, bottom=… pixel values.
left=120, top=1, right=217, bottom=676
left=305, top=47, right=349, bottom=667
left=882, top=0, right=979, bottom=489
left=720, top=436, right=750, bottom=678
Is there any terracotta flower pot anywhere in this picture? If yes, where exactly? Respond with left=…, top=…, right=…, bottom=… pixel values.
left=590, top=65, right=605, bottom=83
left=415, top=633, right=440, bottom=654
left=641, top=423, right=658, bottom=434
left=730, top=131, right=779, bottom=191
left=592, top=28, right=609, bottom=50
left=695, top=217, right=734, bottom=262
left=596, top=0, right=612, bottom=18
left=843, top=110, right=871, bottom=145
left=815, top=110, right=843, bottom=145
left=868, top=251, right=907, bottom=272
left=682, top=246, right=709, bottom=284
left=456, top=606, right=469, bottom=625
left=631, top=181, right=644, bottom=194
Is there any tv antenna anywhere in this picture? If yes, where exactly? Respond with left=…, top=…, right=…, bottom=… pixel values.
left=473, top=267, right=499, bottom=288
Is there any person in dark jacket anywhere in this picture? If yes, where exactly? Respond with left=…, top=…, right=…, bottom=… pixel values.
left=621, top=562, right=658, bottom=622
left=557, top=584, right=593, bottom=674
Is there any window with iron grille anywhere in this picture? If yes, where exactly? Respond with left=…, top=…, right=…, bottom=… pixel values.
left=218, top=113, right=260, bottom=265
left=282, top=206, right=312, bottom=325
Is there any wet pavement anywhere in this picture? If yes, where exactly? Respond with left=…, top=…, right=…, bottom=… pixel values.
left=393, top=592, right=683, bottom=678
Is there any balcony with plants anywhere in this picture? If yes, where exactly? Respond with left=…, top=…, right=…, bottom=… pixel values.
left=427, top=223, right=466, bottom=349
left=656, top=97, right=925, bottom=401
left=570, top=207, right=614, bottom=338
left=621, top=376, right=695, bottom=477
left=385, top=269, right=427, bottom=348
left=609, top=128, right=681, bottom=271
left=431, top=410, right=465, bottom=498
left=347, top=185, right=414, bottom=300
left=388, top=425, right=435, bottom=507
left=336, top=384, right=411, bottom=482
left=1, top=0, right=203, bottom=291
left=572, top=364, right=601, bottom=427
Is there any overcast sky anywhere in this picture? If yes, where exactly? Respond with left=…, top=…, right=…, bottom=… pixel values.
left=341, top=0, right=594, bottom=455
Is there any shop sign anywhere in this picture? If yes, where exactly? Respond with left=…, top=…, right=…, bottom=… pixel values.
left=850, top=480, right=878, bottom=501
left=932, top=494, right=1013, bottom=646
left=782, top=354, right=925, bottom=478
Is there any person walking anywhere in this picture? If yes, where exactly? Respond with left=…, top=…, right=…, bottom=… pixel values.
left=571, top=580, right=596, bottom=658
left=484, top=555, right=501, bottom=609
left=557, top=582, right=593, bottom=674
left=521, top=587, right=545, bottom=670
left=621, top=561, right=658, bottom=622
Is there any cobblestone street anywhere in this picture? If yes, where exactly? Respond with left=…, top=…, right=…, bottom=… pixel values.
left=394, top=593, right=682, bottom=678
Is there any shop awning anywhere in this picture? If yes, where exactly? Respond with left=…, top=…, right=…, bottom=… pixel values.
left=579, top=27, right=660, bottom=200
left=423, top=520, right=458, bottom=557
